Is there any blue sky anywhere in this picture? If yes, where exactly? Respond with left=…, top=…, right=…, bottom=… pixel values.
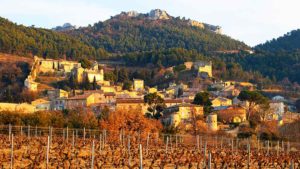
left=0, top=0, right=299, bottom=46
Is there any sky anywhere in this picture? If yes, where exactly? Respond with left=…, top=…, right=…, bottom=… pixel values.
left=0, top=0, right=299, bottom=46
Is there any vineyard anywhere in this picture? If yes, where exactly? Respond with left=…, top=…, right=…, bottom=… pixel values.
left=0, top=125, right=299, bottom=169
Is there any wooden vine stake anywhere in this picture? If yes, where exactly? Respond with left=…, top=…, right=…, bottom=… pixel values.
left=9, top=124, right=12, bottom=142
left=208, top=152, right=211, bottom=169
left=196, top=135, right=199, bottom=151
left=35, top=125, right=37, bottom=137
left=66, top=127, right=69, bottom=143
left=99, top=134, right=102, bottom=152
left=128, top=135, right=131, bottom=166
left=267, top=140, right=270, bottom=155
left=72, top=130, right=75, bottom=150
left=10, top=134, right=14, bottom=169
left=277, top=141, right=279, bottom=156
left=146, top=133, right=150, bottom=155
left=46, top=135, right=50, bottom=169
left=84, top=127, right=86, bottom=144
left=247, top=143, right=250, bottom=169
left=28, top=125, right=30, bottom=138
left=165, top=136, right=169, bottom=154
left=139, top=144, right=143, bottom=169
left=91, top=140, right=95, bottom=169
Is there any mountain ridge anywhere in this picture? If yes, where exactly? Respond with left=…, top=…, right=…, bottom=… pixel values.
left=64, top=9, right=248, bottom=54
left=113, top=9, right=222, bottom=34
left=238, top=29, right=300, bottom=83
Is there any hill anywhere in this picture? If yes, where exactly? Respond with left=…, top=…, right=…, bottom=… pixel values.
left=256, top=29, right=300, bottom=52
left=0, top=53, right=33, bottom=103
left=0, top=53, right=33, bottom=64
left=0, top=17, right=108, bottom=60
left=235, top=29, right=300, bottom=84
left=66, top=9, right=249, bottom=55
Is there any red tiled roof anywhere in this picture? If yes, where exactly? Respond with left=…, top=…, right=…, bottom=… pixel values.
left=67, top=93, right=92, bottom=100
left=116, top=99, right=144, bottom=104
left=104, top=92, right=116, bottom=96
left=164, top=99, right=193, bottom=103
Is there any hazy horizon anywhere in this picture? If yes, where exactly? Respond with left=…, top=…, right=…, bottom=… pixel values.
left=1, top=0, right=300, bottom=46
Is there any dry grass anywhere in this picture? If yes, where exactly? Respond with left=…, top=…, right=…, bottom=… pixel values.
left=0, top=53, right=33, bottom=64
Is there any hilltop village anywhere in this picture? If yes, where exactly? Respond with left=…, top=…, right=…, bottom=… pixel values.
left=0, top=55, right=298, bottom=137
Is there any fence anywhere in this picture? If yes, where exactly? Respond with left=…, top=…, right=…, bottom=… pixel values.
left=0, top=125, right=299, bottom=168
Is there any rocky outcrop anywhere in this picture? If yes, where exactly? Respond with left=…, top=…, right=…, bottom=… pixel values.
left=148, top=9, right=170, bottom=20
left=52, top=23, right=76, bottom=32
left=204, top=24, right=222, bottom=34
left=188, top=20, right=205, bottom=29
left=126, top=11, right=140, bottom=17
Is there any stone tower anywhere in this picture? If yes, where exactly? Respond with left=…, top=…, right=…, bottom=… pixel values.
left=206, top=113, right=218, bottom=131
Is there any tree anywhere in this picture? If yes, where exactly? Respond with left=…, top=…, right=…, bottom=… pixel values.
left=122, top=80, right=132, bottom=90
left=295, top=99, right=300, bottom=113
left=238, top=90, right=269, bottom=120
left=99, top=109, right=162, bottom=142
left=193, top=92, right=212, bottom=114
left=256, top=103, right=271, bottom=121
left=68, top=74, right=78, bottom=89
left=104, top=72, right=117, bottom=83
left=97, top=106, right=110, bottom=122
left=82, top=75, right=92, bottom=90
left=92, top=76, right=97, bottom=90
left=20, top=89, right=38, bottom=103
left=79, top=58, right=92, bottom=69
left=118, top=68, right=128, bottom=82
left=177, top=88, right=183, bottom=98
left=144, top=92, right=165, bottom=119
left=173, top=64, right=186, bottom=72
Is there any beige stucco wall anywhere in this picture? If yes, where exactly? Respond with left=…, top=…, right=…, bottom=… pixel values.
left=116, top=103, right=148, bottom=114
left=134, top=80, right=144, bottom=91
left=206, top=114, right=218, bottom=131
left=198, top=65, right=212, bottom=77
left=212, top=98, right=232, bottom=107
left=87, top=72, right=104, bottom=82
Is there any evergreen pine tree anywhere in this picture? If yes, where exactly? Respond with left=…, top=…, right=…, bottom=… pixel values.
left=93, top=76, right=97, bottom=90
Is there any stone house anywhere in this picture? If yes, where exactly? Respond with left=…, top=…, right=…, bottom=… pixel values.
left=133, top=79, right=144, bottom=91
left=47, top=89, right=69, bottom=100
left=24, top=75, right=38, bottom=91
left=193, top=61, right=212, bottom=77
left=37, top=57, right=81, bottom=73
left=164, top=98, right=193, bottom=107
left=31, top=98, right=51, bottom=111
left=51, top=98, right=66, bottom=111
left=65, top=93, right=102, bottom=110
left=162, top=103, right=203, bottom=127
left=72, top=67, right=104, bottom=84
left=216, top=106, right=247, bottom=124
left=212, top=97, right=232, bottom=107
left=115, top=98, right=148, bottom=114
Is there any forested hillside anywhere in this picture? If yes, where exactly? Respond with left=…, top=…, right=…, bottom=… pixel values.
left=66, top=11, right=249, bottom=54
left=256, top=29, right=300, bottom=52
left=0, top=17, right=108, bottom=60
left=119, top=48, right=271, bottom=86
left=1, top=11, right=300, bottom=84
left=236, top=30, right=300, bottom=83
left=122, top=48, right=205, bottom=67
